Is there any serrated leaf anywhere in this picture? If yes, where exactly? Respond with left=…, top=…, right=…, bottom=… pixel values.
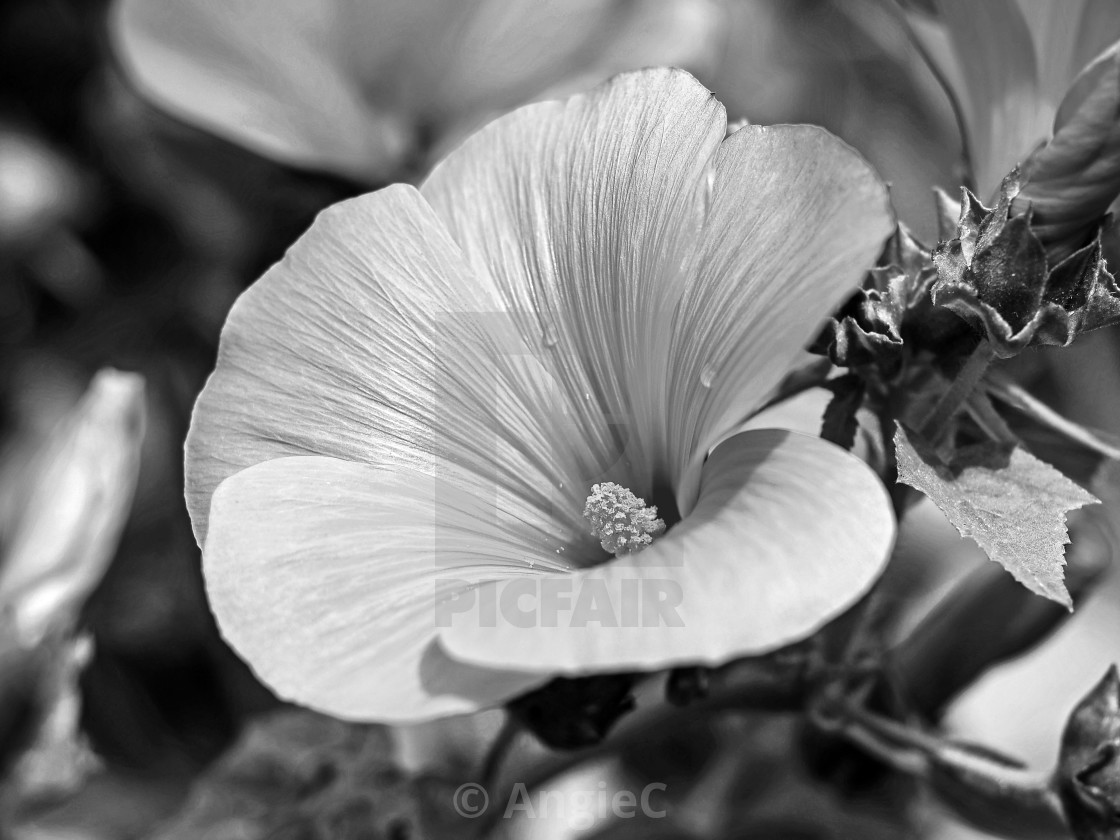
left=894, top=425, right=1097, bottom=608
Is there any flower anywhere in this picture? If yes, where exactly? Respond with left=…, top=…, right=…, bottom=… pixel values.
left=0, top=369, right=146, bottom=646
left=0, top=125, right=83, bottom=247
left=109, top=0, right=724, bottom=182
left=904, top=0, right=1120, bottom=245
left=0, top=370, right=144, bottom=798
left=186, top=69, right=897, bottom=723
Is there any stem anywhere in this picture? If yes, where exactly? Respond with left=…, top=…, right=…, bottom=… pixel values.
left=480, top=715, right=521, bottom=795
left=481, top=656, right=814, bottom=834
left=919, top=340, right=995, bottom=442
left=890, top=3, right=977, bottom=193
left=670, top=718, right=757, bottom=838
left=987, top=372, right=1120, bottom=461
left=889, top=510, right=1111, bottom=723
left=815, top=699, right=1068, bottom=838
left=964, top=391, right=1018, bottom=445
left=876, top=400, right=918, bottom=518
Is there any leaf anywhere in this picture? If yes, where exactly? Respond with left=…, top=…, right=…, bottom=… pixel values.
left=894, top=425, right=1098, bottom=608
left=821, top=374, right=865, bottom=450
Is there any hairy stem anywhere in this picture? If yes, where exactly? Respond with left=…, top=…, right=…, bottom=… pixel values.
left=920, top=339, right=995, bottom=442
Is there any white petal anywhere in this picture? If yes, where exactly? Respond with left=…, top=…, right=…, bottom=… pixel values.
left=187, top=184, right=610, bottom=557
left=1016, top=0, right=1120, bottom=106
left=1021, top=42, right=1120, bottom=242
left=422, top=0, right=723, bottom=126
left=110, top=0, right=725, bottom=181
left=933, top=0, right=1044, bottom=196
left=423, top=68, right=727, bottom=497
left=441, top=430, right=895, bottom=673
left=204, top=456, right=550, bottom=722
left=668, top=125, right=893, bottom=510
left=110, top=0, right=412, bottom=180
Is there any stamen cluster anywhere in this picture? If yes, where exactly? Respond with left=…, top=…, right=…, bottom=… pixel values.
left=582, top=482, right=666, bottom=556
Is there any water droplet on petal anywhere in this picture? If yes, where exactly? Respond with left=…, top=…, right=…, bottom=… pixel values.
left=700, top=364, right=717, bottom=388
left=541, top=322, right=559, bottom=348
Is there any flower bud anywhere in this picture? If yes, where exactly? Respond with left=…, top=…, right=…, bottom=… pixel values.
left=814, top=224, right=965, bottom=373
left=1057, top=666, right=1120, bottom=839
left=1016, top=45, right=1120, bottom=255
left=932, top=172, right=1120, bottom=358
left=0, top=369, right=145, bottom=646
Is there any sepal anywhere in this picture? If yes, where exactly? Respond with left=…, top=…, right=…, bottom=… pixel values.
left=931, top=173, right=1120, bottom=357
left=814, top=224, right=962, bottom=372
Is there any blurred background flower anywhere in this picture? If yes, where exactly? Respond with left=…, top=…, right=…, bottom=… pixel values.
left=901, top=1, right=1120, bottom=195
left=0, top=369, right=144, bottom=815
left=0, top=369, right=145, bottom=646
left=109, top=0, right=724, bottom=183
left=901, top=0, right=1120, bottom=251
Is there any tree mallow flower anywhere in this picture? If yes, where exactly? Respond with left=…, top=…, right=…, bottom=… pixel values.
left=109, top=0, right=723, bottom=182
left=186, top=69, right=897, bottom=723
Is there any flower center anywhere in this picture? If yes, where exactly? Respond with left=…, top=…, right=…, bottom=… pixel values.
left=582, top=482, right=666, bottom=557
